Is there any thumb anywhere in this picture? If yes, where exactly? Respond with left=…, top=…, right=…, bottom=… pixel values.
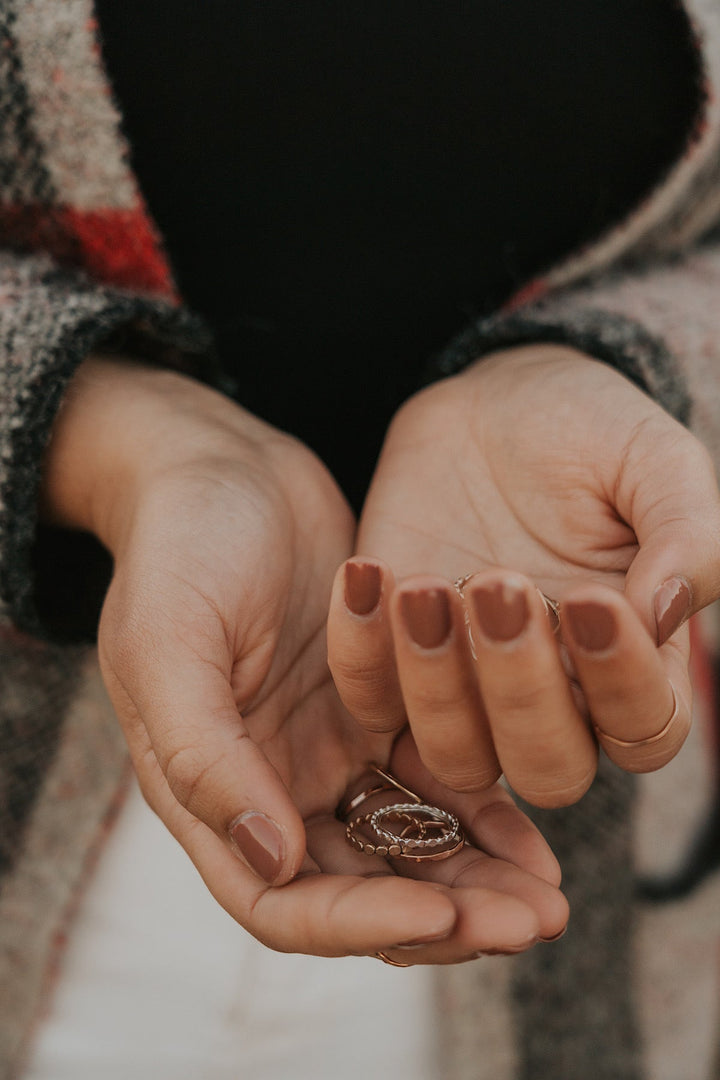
left=621, top=435, right=720, bottom=644
left=100, top=622, right=307, bottom=887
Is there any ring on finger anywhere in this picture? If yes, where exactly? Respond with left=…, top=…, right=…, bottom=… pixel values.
left=453, top=574, right=561, bottom=657
left=375, top=951, right=411, bottom=967
left=593, top=682, right=680, bottom=749
left=537, top=591, right=561, bottom=634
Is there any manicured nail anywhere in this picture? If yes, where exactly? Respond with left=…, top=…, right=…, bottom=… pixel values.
left=400, top=588, right=452, bottom=649
left=477, top=940, right=538, bottom=957
left=564, top=601, right=617, bottom=652
left=471, top=580, right=528, bottom=642
left=394, top=928, right=455, bottom=950
left=229, top=812, right=284, bottom=885
left=654, top=576, right=691, bottom=646
left=539, top=926, right=568, bottom=943
left=345, top=561, right=382, bottom=615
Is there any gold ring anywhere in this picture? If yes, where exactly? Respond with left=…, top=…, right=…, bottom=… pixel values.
left=538, top=591, right=561, bottom=633
left=375, top=951, right=411, bottom=968
left=338, top=765, right=465, bottom=862
left=452, top=574, right=561, bottom=654
left=593, top=683, right=680, bottom=749
left=346, top=804, right=464, bottom=861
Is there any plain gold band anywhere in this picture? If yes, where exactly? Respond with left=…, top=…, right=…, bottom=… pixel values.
left=375, top=951, right=411, bottom=968
left=594, top=683, right=680, bottom=750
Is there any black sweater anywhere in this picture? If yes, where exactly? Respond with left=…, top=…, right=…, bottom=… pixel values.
left=96, top=0, right=699, bottom=507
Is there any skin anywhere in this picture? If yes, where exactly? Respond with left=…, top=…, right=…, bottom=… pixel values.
left=328, top=344, right=720, bottom=806
left=40, top=355, right=568, bottom=966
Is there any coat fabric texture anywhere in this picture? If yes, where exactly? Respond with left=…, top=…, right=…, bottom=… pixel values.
left=2, top=2, right=720, bottom=1077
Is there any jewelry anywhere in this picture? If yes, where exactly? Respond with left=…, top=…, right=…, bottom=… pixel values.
left=453, top=574, right=561, bottom=657
left=346, top=805, right=464, bottom=861
left=338, top=764, right=465, bottom=862
left=337, top=766, right=422, bottom=821
left=375, top=951, right=411, bottom=968
left=538, top=591, right=561, bottom=633
left=593, top=683, right=680, bottom=750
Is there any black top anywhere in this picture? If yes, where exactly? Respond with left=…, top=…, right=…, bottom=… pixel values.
left=96, top=1, right=700, bottom=507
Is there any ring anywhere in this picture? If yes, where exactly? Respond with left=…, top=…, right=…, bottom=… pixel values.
left=338, top=764, right=465, bottom=862
left=538, top=591, right=561, bottom=633
left=375, top=951, right=411, bottom=968
left=593, top=683, right=680, bottom=750
left=347, top=804, right=464, bottom=861
left=453, top=574, right=561, bottom=657
left=337, top=766, right=421, bottom=821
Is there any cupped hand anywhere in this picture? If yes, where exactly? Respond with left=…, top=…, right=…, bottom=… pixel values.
left=40, top=355, right=567, bottom=961
left=328, top=344, right=720, bottom=806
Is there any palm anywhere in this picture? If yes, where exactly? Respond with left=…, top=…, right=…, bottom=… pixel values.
left=100, top=432, right=380, bottom=815
left=326, top=345, right=715, bottom=808
left=357, top=349, right=641, bottom=597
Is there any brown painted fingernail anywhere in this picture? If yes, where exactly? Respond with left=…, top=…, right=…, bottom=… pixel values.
left=394, top=928, right=455, bottom=949
left=564, top=601, right=617, bottom=652
left=400, top=588, right=452, bottom=649
left=230, top=812, right=285, bottom=885
left=539, top=926, right=568, bottom=943
left=345, top=561, right=382, bottom=615
left=471, top=581, right=528, bottom=642
left=477, top=940, right=538, bottom=956
left=654, top=577, right=691, bottom=646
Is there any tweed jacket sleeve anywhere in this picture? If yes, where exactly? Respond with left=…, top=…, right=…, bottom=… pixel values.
left=433, top=6, right=720, bottom=1078
left=434, top=0, right=720, bottom=469
left=0, top=2, right=217, bottom=641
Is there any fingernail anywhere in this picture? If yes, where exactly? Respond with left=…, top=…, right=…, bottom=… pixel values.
left=471, top=580, right=528, bottom=642
left=539, top=926, right=568, bottom=943
left=565, top=601, right=617, bottom=652
left=345, top=561, right=382, bottom=615
left=477, top=940, right=538, bottom=957
left=654, top=576, right=691, bottom=646
left=400, top=588, right=452, bottom=649
left=229, top=812, right=285, bottom=885
left=394, top=928, right=455, bottom=950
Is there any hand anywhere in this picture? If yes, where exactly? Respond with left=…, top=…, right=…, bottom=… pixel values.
left=328, top=345, right=720, bottom=806
left=40, top=355, right=567, bottom=961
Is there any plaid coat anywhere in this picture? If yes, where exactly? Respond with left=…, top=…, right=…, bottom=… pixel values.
left=2, top=2, right=720, bottom=1077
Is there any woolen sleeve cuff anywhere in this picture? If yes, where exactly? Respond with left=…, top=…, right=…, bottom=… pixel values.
left=429, top=245, right=720, bottom=431
left=0, top=253, right=218, bottom=642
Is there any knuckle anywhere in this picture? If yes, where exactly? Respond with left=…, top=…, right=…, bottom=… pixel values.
left=485, top=680, right=549, bottom=714
left=512, top=762, right=597, bottom=809
left=332, top=661, right=393, bottom=698
left=409, top=680, right=478, bottom=716
left=332, top=666, right=406, bottom=729
left=162, top=741, right=222, bottom=818
left=430, top=760, right=502, bottom=793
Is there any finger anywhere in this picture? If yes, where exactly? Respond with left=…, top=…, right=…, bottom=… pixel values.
left=393, top=853, right=567, bottom=952
left=388, top=577, right=500, bottom=791
left=327, top=557, right=406, bottom=733
left=619, top=426, right=720, bottom=643
left=562, top=585, right=691, bottom=772
left=135, top=752, right=460, bottom=956
left=311, top=811, right=546, bottom=963
left=391, top=730, right=562, bottom=887
left=100, top=619, right=306, bottom=886
left=465, top=571, right=598, bottom=808
left=368, top=887, right=543, bottom=965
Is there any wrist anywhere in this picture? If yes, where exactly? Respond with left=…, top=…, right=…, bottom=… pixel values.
left=40, top=355, right=277, bottom=556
